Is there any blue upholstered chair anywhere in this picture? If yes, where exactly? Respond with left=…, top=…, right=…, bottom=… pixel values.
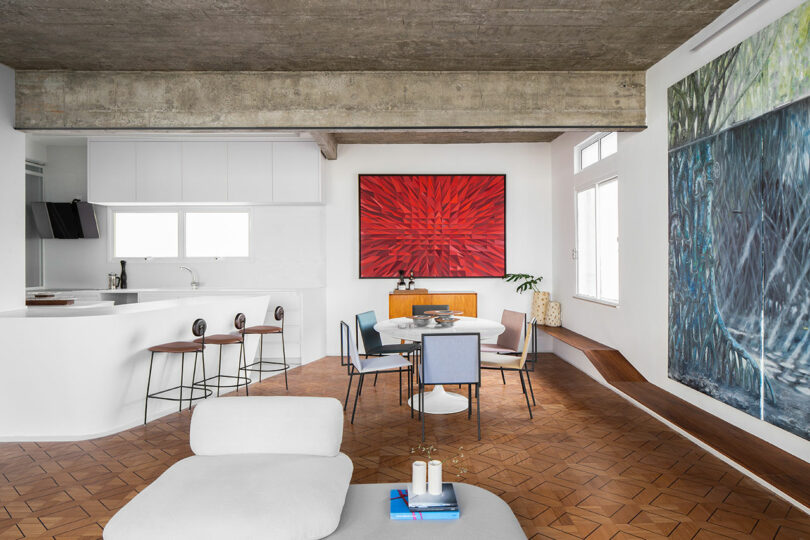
left=419, top=333, right=481, bottom=441
left=340, top=321, right=413, bottom=424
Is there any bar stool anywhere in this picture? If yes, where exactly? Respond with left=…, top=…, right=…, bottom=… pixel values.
left=193, top=313, right=252, bottom=397
left=242, top=306, right=288, bottom=389
left=144, top=318, right=212, bottom=424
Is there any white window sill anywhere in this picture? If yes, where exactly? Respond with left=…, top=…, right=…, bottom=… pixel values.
left=573, top=294, right=618, bottom=308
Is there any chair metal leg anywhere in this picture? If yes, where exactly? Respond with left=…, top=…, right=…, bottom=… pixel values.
left=399, top=368, right=402, bottom=406
left=281, top=329, right=288, bottom=390
left=467, top=384, right=472, bottom=419
left=525, top=364, right=536, bottom=405
left=409, top=366, right=414, bottom=419
left=144, top=352, right=155, bottom=425
left=351, top=373, right=365, bottom=424
left=179, top=353, right=185, bottom=413
left=519, top=370, right=533, bottom=419
left=374, top=372, right=378, bottom=386
left=344, top=368, right=354, bottom=410
left=216, top=345, right=223, bottom=397
left=420, top=381, right=425, bottom=442
left=500, top=367, right=506, bottom=384
left=476, top=384, right=481, bottom=440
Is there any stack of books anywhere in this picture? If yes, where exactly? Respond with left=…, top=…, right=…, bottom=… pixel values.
left=389, top=483, right=459, bottom=520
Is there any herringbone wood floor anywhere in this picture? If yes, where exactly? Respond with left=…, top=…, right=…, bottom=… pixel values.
left=1, top=354, right=809, bottom=539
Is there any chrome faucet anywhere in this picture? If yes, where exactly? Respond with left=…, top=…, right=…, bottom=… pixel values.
left=179, top=266, right=199, bottom=290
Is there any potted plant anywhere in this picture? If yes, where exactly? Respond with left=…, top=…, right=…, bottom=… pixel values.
left=503, top=273, right=549, bottom=323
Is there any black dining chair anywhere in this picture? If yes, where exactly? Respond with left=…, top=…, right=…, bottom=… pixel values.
left=419, top=332, right=481, bottom=441
left=412, top=304, right=449, bottom=315
left=355, top=310, right=419, bottom=389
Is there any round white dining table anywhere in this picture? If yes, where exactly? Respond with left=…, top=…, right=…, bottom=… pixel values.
left=374, top=316, right=505, bottom=414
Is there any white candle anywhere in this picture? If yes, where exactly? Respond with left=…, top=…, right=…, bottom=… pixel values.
left=411, top=461, right=427, bottom=496
left=428, top=460, right=442, bottom=495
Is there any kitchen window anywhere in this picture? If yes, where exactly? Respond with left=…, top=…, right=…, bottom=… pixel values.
left=575, top=177, right=618, bottom=304
left=111, top=209, right=250, bottom=260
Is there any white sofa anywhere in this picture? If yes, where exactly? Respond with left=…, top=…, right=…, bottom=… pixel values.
left=105, top=396, right=527, bottom=540
left=104, top=396, right=353, bottom=540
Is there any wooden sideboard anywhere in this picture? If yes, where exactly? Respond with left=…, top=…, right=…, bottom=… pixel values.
left=389, top=291, right=477, bottom=318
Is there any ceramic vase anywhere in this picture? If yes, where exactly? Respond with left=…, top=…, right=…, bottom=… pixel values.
left=545, top=301, right=562, bottom=327
left=531, top=291, right=550, bottom=323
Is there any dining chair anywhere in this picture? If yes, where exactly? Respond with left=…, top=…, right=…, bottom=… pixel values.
left=412, top=304, right=449, bottom=315
left=480, top=318, right=536, bottom=418
left=340, top=321, right=413, bottom=424
left=419, top=333, right=481, bottom=441
left=481, top=309, right=526, bottom=384
left=355, top=310, right=419, bottom=388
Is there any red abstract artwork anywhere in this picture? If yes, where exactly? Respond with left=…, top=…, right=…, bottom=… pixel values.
left=359, top=175, right=506, bottom=278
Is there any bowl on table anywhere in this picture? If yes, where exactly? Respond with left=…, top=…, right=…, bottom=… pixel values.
left=424, top=310, right=463, bottom=317
left=434, top=317, right=460, bottom=328
left=409, top=315, right=432, bottom=327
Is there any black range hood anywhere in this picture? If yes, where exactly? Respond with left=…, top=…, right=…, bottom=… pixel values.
left=31, top=199, right=99, bottom=239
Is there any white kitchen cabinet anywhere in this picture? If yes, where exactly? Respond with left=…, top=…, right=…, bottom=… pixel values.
left=227, top=142, right=273, bottom=203
left=87, top=139, right=321, bottom=205
left=272, top=142, right=322, bottom=203
left=182, top=142, right=228, bottom=202
left=136, top=142, right=182, bottom=202
left=87, top=141, right=137, bottom=203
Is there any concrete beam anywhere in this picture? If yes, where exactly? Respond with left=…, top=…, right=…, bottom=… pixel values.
left=15, top=70, right=646, bottom=131
left=310, top=131, right=338, bottom=159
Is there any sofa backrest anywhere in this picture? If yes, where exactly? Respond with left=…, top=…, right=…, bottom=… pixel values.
left=190, top=396, right=344, bottom=457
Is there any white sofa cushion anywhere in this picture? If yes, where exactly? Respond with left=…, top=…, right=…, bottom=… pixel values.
left=190, top=396, right=344, bottom=457
left=103, top=452, right=353, bottom=540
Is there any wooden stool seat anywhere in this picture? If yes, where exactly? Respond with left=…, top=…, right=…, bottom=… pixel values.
left=149, top=341, right=204, bottom=354
left=243, top=325, right=282, bottom=335
left=195, top=334, right=242, bottom=345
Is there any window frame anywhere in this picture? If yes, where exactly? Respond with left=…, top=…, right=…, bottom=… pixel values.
left=108, top=206, right=253, bottom=263
left=574, top=175, right=619, bottom=307
left=574, top=132, right=617, bottom=173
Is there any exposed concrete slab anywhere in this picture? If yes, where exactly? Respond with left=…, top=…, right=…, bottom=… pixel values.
left=310, top=132, right=338, bottom=159
left=0, top=1, right=736, bottom=71
left=333, top=131, right=563, bottom=144
left=15, top=70, right=646, bottom=131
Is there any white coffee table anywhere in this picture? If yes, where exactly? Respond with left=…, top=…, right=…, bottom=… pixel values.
left=326, top=482, right=527, bottom=539
left=374, top=316, right=505, bottom=414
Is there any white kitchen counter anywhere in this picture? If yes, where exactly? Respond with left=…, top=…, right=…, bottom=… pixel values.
left=0, top=294, right=270, bottom=441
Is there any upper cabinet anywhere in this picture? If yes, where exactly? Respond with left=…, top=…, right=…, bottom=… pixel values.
left=87, top=139, right=322, bottom=205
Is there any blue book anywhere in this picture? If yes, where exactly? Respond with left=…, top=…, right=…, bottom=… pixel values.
left=390, top=489, right=460, bottom=520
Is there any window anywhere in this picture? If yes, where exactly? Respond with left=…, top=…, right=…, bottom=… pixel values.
left=111, top=209, right=250, bottom=260
left=113, top=212, right=179, bottom=258
left=185, top=212, right=250, bottom=258
left=576, top=177, right=618, bottom=304
left=575, top=132, right=617, bottom=172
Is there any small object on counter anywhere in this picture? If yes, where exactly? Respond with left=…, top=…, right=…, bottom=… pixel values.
left=428, top=460, right=442, bottom=495
left=107, top=272, right=121, bottom=290
left=407, top=271, right=415, bottom=290
left=26, top=298, right=75, bottom=306
left=411, top=461, right=427, bottom=496
left=120, top=260, right=128, bottom=289
left=396, top=269, right=406, bottom=291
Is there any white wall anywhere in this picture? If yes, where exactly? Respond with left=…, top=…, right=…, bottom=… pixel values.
left=550, top=0, right=810, bottom=462
left=37, top=144, right=326, bottom=291
left=324, top=143, right=553, bottom=353
left=0, top=64, right=25, bottom=311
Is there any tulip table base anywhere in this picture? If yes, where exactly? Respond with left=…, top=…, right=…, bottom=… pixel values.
left=407, top=384, right=469, bottom=414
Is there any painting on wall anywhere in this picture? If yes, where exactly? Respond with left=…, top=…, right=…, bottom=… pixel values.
left=668, top=3, right=810, bottom=440
left=358, top=174, right=505, bottom=278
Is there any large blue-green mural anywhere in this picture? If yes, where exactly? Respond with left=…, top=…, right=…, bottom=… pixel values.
left=668, top=3, right=810, bottom=440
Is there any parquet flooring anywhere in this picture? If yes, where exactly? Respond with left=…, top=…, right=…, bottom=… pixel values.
left=1, top=354, right=809, bottom=539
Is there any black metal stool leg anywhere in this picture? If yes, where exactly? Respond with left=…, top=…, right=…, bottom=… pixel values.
left=201, top=348, right=208, bottom=397
left=258, top=334, right=264, bottom=382
left=179, top=353, right=186, bottom=413
left=190, top=351, right=198, bottom=411
left=241, top=341, right=249, bottom=396
left=144, top=352, right=155, bottom=425
left=216, top=345, right=223, bottom=397
left=281, top=329, right=288, bottom=390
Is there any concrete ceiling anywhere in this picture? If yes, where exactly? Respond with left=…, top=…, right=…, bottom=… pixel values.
left=0, top=0, right=736, bottom=72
